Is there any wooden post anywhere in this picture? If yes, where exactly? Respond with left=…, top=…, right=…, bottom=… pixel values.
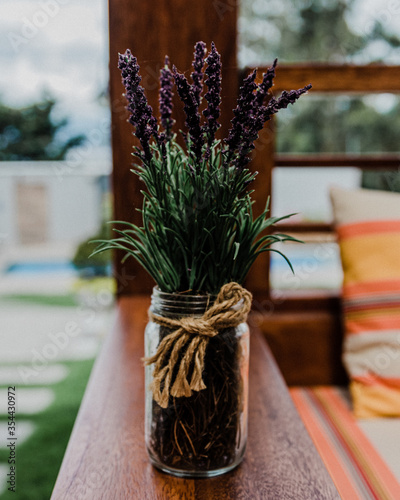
left=244, top=119, right=274, bottom=299
left=109, top=0, right=238, bottom=295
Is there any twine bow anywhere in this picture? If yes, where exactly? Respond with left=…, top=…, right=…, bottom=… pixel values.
left=144, top=282, right=252, bottom=408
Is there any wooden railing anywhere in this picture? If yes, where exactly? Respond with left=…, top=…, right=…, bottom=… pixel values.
left=263, top=63, right=400, bottom=93
left=51, top=297, right=341, bottom=499
left=275, top=153, right=400, bottom=169
left=273, top=153, right=400, bottom=233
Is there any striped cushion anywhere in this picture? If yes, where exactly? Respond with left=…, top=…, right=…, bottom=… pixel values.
left=291, top=386, right=400, bottom=499
left=330, top=187, right=400, bottom=418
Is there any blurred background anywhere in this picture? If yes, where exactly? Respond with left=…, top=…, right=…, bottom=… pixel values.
left=240, top=0, right=400, bottom=291
left=0, top=1, right=114, bottom=499
left=1, top=0, right=400, bottom=497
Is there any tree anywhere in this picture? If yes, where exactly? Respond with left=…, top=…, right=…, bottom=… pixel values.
left=240, top=0, right=400, bottom=191
left=277, top=97, right=400, bottom=155
left=240, top=0, right=400, bottom=65
left=0, top=98, right=85, bottom=161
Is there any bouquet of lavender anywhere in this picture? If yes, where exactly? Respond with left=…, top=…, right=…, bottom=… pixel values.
left=95, top=42, right=310, bottom=477
left=94, top=42, right=311, bottom=295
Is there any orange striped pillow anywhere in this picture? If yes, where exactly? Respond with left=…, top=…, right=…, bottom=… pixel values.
left=330, top=187, right=400, bottom=418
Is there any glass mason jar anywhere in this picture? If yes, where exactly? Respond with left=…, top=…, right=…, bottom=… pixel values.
left=144, top=287, right=250, bottom=478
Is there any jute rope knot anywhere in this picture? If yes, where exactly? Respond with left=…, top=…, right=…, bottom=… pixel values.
left=144, top=282, right=252, bottom=408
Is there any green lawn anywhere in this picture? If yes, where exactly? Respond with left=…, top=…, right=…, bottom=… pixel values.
left=0, top=294, right=79, bottom=308
left=0, top=359, right=94, bottom=500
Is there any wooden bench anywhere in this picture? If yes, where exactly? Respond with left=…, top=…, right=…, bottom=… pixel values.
left=51, top=297, right=340, bottom=499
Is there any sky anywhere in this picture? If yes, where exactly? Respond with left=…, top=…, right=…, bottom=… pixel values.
left=0, top=0, right=110, bottom=160
left=2, top=0, right=400, bottom=126
left=1, top=0, right=400, bottom=165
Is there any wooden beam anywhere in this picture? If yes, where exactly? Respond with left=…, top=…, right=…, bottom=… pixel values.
left=274, top=222, right=333, bottom=233
left=275, top=153, right=400, bottom=169
left=109, top=0, right=238, bottom=295
left=253, top=64, right=400, bottom=94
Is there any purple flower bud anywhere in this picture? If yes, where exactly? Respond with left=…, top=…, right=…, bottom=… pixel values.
left=159, top=56, right=175, bottom=140
left=203, top=42, right=222, bottom=148
left=191, top=41, right=206, bottom=107
left=255, top=59, right=277, bottom=107
left=268, top=84, right=312, bottom=113
left=117, top=43, right=312, bottom=178
left=225, top=69, right=257, bottom=163
left=173, top=66, right=203, bottom=166
left=224, top=59, right=311, bottom=171
left=118, top=49, right=158, bottom=163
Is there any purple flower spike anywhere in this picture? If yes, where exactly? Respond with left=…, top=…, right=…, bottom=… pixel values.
left=230, top=62, right=279, bottom=170
left=173, top=66, right=203, bottom=165
left=268, top=84, right=312, bottom=113
left=225, top=69, right=257, bottom=161
left=255, top=58, right=277, bottom=107
left=118, top=49, right=158, bottom=163
left=224, top=58, right=312, bottom=171
left=117, top=43, right=311, bottom=178
left=191, top=41, right=206, bottom=107
left=159, top=56, right=175, bottom=140
left=203, top=42, right=222, bottom=148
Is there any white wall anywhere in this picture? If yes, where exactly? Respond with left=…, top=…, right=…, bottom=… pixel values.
left=49, top=175, right=102, bottom=242
left=0, top=161, right=110, bottom=246
left=0, top=177, right=17, bottom=245
left=272, top=167, right=362, bottom=221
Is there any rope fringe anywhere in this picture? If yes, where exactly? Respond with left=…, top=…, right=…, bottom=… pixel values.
left=144, top=282, right=252, bottom=408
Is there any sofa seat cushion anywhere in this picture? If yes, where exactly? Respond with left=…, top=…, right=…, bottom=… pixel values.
left=291, top=386, right=400, bottom=499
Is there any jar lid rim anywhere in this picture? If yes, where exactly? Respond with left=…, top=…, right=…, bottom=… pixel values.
left=152, top=286, right=216, bottom=300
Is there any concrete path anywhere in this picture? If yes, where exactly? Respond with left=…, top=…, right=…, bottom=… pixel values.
left=0, top=300, right=114, bottom=365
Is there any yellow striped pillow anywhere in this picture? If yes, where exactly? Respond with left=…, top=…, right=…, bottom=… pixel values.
left=330, top=187, right=400, bottom=418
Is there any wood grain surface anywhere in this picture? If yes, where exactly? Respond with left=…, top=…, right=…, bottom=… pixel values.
left=249, top=291, right=347, bottom=386
left=264, top=63, right=400, bottom=93
left=51, top=297, right=340, bottom=499
left=275, top=153, right=400, bottom=169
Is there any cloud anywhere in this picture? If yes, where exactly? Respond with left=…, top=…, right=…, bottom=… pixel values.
left=0, top=0, right=109, bottom=138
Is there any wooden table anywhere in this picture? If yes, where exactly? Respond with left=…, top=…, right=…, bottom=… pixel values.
left=51, top=297, right=340, bottom=499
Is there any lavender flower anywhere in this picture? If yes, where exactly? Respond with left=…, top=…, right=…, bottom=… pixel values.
left=118, top=49, right=158, bottom=163
left=235, top=83, right=311, bottom=169
left=225, top=69, right=257, bottom=163
left=203, top=42, right=222, bottom=148
left=226, top=63, right=275, bottom=170
left=118, top=43, right=311, bottom=178
left=268, top=85, right=312, bottom=113
left=255, top=59, right=277, bottom=107
left=159, top=56, right=175, bottom=140
left=233, top=83, right=311, bottom=170
left=191, top=41, right=206, bottom=107
left=225, top=58, right=311, bottom=171
left=173, top=66, right=203, bottom=165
